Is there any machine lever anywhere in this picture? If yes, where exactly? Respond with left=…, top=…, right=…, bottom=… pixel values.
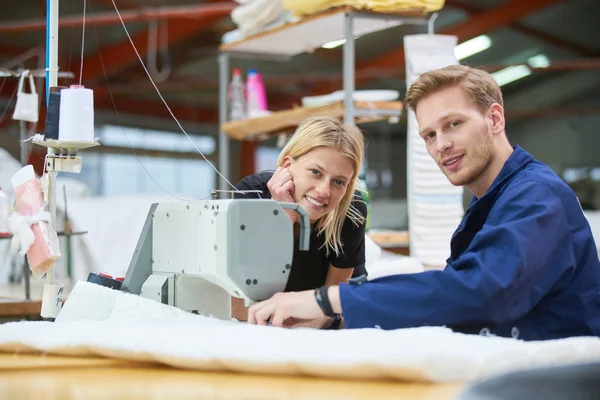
left=278, top=202, right=310, bottom=251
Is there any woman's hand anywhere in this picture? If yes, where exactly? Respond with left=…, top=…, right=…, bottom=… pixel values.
left=267, top=167, right=297, bottom=223
left=247, top=290, right=331, bottom=329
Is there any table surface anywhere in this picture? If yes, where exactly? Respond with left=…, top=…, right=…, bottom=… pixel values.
left=0, top=353, right=465, bottom=400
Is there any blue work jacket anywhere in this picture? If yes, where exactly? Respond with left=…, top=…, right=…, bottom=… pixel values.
left=340, top=146, right=600, bottom=340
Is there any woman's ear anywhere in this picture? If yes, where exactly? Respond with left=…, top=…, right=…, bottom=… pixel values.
left=281, top=156, right=293, bottom=169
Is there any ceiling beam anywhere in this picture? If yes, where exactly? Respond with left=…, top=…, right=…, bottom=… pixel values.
left=506, top=106, right=600, bottom=120
left=288, top=0, right=564, bottom=100
left=95, top=97, right=219, bottom=125
left=0, top=2, right=236, bottom=33
left=445, top=0, right=598, bottom=57
left=359, top=0, right=564, bottom=81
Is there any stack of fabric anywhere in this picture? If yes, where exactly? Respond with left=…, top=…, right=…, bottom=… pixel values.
left=283, top=0, right=445, bottom=17
left=223, top=0, right=294, bottom=43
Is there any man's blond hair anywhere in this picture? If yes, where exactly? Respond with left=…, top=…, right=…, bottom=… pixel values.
left=405, top=65, right=503, bottom=115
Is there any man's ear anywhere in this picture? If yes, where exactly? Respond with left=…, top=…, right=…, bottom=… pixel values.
left=281, top=156, right=293, bottom=169
left=489, top=103, right=505, bottom=136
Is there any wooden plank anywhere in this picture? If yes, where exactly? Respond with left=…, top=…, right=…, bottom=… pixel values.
left=219, top=6, right=426, bottom=56
left=0, top=354, right=464, bottom=400
left=0, top=354, right=154, bottom=370
left=221, top=101, right=403, bottom=140
left=368, top=230, right=410, bottom=246
left=0, top=299, right=42, bottom=318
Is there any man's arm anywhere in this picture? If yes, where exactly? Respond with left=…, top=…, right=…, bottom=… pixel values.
left=339, top=180, right=576, bottom=330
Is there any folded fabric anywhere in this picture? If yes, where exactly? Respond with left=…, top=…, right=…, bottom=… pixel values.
left=232, top=0, right=285, bottom=36
left=283, top=0, right=445, bottom=17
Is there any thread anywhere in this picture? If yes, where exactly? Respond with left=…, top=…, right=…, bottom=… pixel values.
left=109, top=0, right=239, bottom=193
left=58, top=85, right=95, bottom=142
left=43, top=86, right=66, bottom=140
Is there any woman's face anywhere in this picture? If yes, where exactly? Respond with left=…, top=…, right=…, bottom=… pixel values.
left=283, top=147, right=354, bottom=222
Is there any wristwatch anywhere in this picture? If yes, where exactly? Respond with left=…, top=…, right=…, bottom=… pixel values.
left=327, top=314, right=342, bottom=330
left=314, top=285, right=342, bottom=329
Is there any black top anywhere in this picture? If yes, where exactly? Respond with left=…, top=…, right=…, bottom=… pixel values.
left=235, top=171, right=368, bottom=292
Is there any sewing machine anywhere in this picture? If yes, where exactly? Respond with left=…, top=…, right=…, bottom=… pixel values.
left=119, top=198, right=310, bottom=320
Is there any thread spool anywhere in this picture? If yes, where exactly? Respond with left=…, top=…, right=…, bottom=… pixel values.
left=44, top=86, right=67, bottom=140
left=58, top=85, right=95, bottom=142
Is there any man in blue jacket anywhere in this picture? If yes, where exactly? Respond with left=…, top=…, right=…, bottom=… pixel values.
left=247, top=65, right=600, bottom=341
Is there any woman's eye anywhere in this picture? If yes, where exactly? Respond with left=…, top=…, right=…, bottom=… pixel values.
left=310, top=169, right=319, bottom=175
left=333, top=179, right=345, bottom=186
left=449, top=121, right=461, bottom=128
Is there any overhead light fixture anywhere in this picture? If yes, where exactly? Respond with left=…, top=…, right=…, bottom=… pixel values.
left=527, top=54, right=550, bottom=68
left=454, top=35, right=492, bottom=60
left=321, top=36, right=360, bottom=49
left=491, top=53, right=550, bottom=86
left=492, top=65, right=532, bottom=86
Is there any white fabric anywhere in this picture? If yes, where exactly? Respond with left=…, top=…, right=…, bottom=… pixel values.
left=1, top=281, right=600, bottom=383
left=404, top=34, right=464, bottom=268
left=584, top=210, right=600, bottom=256
left=6, top=210, right=52, bottom=255
left=231, top=0, right=286, bottom=36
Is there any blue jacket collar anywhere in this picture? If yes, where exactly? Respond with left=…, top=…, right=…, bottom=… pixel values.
left=469, top=145, right=534, bottom=207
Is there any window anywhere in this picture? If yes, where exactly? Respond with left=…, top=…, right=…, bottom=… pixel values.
left=75, top=125, right=216, bottom=199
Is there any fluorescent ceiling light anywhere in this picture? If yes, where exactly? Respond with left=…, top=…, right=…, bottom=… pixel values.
left=492, top=65, right=532, bottom=86
left=321, top=36, right=360, bottom=49
left=491, top=53, right=550, bottom=86
left=527, top=54, right=550, bottom=68
left=454, top=35, right=492, bottom=60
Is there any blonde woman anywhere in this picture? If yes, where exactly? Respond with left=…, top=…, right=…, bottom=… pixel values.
left=234, top=115, right=367, bottom=325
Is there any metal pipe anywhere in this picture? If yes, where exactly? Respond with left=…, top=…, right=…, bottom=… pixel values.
left=44, top=0, right=59, bottom=288
left=218, top=52, right=230, bottom=191
left=343, top=13, right=355, bottom=124
left=0, top=2, right=235, bottom=33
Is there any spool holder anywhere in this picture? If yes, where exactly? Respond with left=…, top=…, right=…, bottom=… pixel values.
left=35, top=140, right=100, bottom=174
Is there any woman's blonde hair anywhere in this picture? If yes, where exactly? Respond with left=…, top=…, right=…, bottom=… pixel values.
left=277, top=115, right=366, bottom=257
left=405, top=65, right=503, bottom=115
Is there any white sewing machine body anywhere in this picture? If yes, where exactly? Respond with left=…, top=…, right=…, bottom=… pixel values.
left=121, top=198, right=309, bottom=320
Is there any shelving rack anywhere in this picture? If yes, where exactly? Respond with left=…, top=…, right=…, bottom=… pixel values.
left=216, top=5, right=435, bottom=191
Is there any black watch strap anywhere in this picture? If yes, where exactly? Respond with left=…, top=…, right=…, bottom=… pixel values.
left=314, top=285, right=338, bottom=318
left=327, top=314, right=342, bottom=330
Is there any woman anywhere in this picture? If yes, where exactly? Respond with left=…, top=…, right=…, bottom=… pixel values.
left=234, top=115, right=368, bottom=318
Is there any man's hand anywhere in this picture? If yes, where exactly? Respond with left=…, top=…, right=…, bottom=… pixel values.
left=248, top=290, right=331, bottom=329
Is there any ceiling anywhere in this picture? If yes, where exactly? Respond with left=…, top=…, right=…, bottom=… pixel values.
left=0, top=0, right=598, bottom=138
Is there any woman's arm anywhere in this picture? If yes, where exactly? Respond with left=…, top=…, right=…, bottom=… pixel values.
left=325, top=264, right=354, bottom=286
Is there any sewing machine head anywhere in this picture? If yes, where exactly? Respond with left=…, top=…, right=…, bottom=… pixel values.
left=120, top=198, right=309, bottom=320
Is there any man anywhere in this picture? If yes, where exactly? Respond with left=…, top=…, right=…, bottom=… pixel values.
left=247, top=65, right=600, bottom=341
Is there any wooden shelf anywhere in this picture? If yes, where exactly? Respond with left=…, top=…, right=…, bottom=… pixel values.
left=219, top=6, right=427, bottom=57
left=368, top=230, right=410, bottom=246
left=222, top=101, right=403, bottom=140
left=0, top=298, right=42, bottom=318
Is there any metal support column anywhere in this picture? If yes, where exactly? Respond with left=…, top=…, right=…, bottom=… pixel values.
left=343, top=13, right=355, bottom=125
left=45, top=0, right=59, bottom=288
left=218, top=52, right=230, bottom=191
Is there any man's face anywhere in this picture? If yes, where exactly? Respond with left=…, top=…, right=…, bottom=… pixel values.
left=415, top=85, right=494, bottom=188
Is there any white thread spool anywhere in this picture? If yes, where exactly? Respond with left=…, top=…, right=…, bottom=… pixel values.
left=58, top=85, right=95, bottom=142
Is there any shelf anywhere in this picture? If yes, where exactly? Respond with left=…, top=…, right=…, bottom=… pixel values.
left=34, top=139, right=100, bottom=155
left=368, top=230, right=410, bottom=247
left=219, top=6, right=427, bottom=57
left=221, top=101, right=403, bottom=140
